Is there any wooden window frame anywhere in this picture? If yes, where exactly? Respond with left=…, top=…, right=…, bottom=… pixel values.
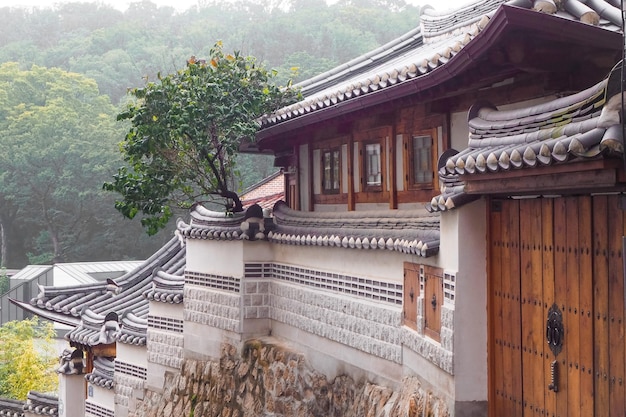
left=404, top=128, right=438, bottom=191
left=321, top=147, right=341, bottom=194
left=356, top=127, right=389, bottom=194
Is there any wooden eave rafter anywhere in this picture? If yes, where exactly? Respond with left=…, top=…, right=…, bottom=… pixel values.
left=462, top=159, right=626, bottom=196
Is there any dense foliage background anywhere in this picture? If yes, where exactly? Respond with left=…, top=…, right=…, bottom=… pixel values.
left=0, top=0, right=421, bottom=267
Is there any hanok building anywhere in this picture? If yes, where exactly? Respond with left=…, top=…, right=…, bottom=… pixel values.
left=11, top=1, right=626, bottom=417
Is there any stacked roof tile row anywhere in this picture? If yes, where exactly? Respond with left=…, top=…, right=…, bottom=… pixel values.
left=143, top=268, right=184, bottom=304
left=269, top=202, right=440, bottom=257
left=259, top=0, right=622, bottom=133
left=15, top=237, right=185, bottom=348
left=428, top=63, right=624, bottom=212
left=85, top=357, right=115, bottom=390
left=23, top=393, right=57, bottom=416
left=0, top=398, right=24, bottom=417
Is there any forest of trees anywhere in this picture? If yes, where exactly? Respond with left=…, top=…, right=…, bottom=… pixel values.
left=0, top=0, right=422, bottom=268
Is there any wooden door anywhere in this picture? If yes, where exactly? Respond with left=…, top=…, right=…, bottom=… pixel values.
left=489, top=195, right=626, bottom=417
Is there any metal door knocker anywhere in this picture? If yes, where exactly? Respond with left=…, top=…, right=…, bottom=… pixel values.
left=546, top=303, right=564, bottom=356
left=546, top=303, right=564, bottom=393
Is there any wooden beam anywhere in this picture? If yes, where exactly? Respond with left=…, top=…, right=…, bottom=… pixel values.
left=464, top=168, right=618, bottom=195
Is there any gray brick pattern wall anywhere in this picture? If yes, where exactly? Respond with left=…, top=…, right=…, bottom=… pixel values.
left=270, top=281, right=403, bottom=363
left=183, top=286, right=240, bottom=332
left=114, top=372, right=144, bottom=408
left=243, top=281, right=270, bottom=319
left=147, top=329, right=184, bottom=369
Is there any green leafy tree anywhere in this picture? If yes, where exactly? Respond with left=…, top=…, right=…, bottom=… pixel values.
left=0, top=62, right=169, bottom=266
left=104, top=42, right=300, bottom=235
left=0, top=317, right=58, bottom=400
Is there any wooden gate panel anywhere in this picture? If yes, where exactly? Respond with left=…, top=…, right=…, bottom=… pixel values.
left=491, top=195, right=626, bottom=417
left=542, top=199, right=556, bottom=417
left=578, top=197, right=594, bottom=417
left=553, top=197, right=569, bottom=417
left=530, top=199, right=546, bottom=417
left=565, top=197, right=581, bottom=417
left=593, top=195, right=610, bottom=417
left=608, top=196, right=625, bottom=417
left=504, top=199, right=522, bottom=417
left=490, top=201, right=504, bottom=414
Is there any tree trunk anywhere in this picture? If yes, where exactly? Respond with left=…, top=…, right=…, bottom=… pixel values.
left=221, top=190, right=244, bottom=212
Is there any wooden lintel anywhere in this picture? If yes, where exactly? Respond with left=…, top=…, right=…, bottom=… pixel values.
left=91, top=343, right=116, bottom=358
left=463, top=159, right=620, bottom=183
left=464, top=168, right=619, bottom=195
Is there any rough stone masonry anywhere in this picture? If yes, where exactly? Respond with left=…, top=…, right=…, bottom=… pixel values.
left=129, top=338, right=449, bottom=417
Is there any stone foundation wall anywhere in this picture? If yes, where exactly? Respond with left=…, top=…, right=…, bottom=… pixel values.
left=129, top=339, right=449, bottom=417
left=147, top=330, right=184, bottom=369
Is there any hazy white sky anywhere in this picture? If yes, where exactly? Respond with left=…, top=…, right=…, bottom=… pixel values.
left=0, top=0, right=473, bottom=13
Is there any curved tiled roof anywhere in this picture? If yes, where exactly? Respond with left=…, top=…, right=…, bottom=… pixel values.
left=23, top=392, right=57, bottom=416
left=144, top=268, right=184, bottom=304
left=20, top=237, right=185, bottom=347
left=0, top=398, right=24, bottom=417
left=259, top=0, right=622, bottom=136
left=427, top=63, right=624, bottom=212
left=177, top=205, right=243, bottom=240
left=269, top=201, right=440, bottom=257
left=85, top=357, right=114, bottom=390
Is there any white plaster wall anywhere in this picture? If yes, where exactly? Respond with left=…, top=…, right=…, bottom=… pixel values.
left=242, top=241, right=273, bottom=262
left=116, top=343, right=147, bottom=369
left=299, top=144, right=311, bottom=211
left=58, top=374, right=85, bottom=417
left=353, top=142, right=360, bottom=193
left=312, top=149, right=321, bottom=195
left=395, top=134, right=405, bottom=192
left=186, top=239, right=244, bottom=277
left=87, top=384, right=114, bottom=411
left=148, top=300, right=183, bottom=320
left=450, top=111, right=469, bottom=152
left=342, top=143, right=349, bottom=194
left=442, top=199, right=488, bottom=403
left=184, top=321, right=241, bottom=361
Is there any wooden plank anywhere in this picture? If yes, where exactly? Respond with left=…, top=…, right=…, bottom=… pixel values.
left=566, top=196, right=581, bottom=417
left=530, top=199, right=545, bottom=417
left=464, top=168, right=618, bottom=196
left=542, top=198, right=557, bottom=417
left=501, top=199, right=515, bottom=416
left=508, top=199, right=524, bottom=417
left=578, top=196, right=594, bottom=417
left=347, top=135, right=355, bottom=211
left=553, top=197, right=569, bottom=417
left=490, top=198, right=505, bottom=416
left=593, top=195, right=610, bottom=417
left=520, top=199, right=536, bottom=416
left=388, top=127, right=398, bottom=209
left=608, top=195, right=625, bottom=417
left=403, top=262, right=420, bottom=331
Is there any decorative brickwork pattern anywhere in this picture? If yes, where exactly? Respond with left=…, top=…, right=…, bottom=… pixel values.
left=270, top=281, right=402, bottom=363
left=115, top=361, right=147, bottom=380
left=114, top=372, right=145, bottom=408
left=147, top=330, right=184, bottom=369
left=185, top=270, right=240, bottom=293
left=183, top=287, right=240, bottom=332
left=85, top=401, right=114, bottom=417
left=147, top=315, right=183, bottom=333
left=249, top=262, right=403, bottom=305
